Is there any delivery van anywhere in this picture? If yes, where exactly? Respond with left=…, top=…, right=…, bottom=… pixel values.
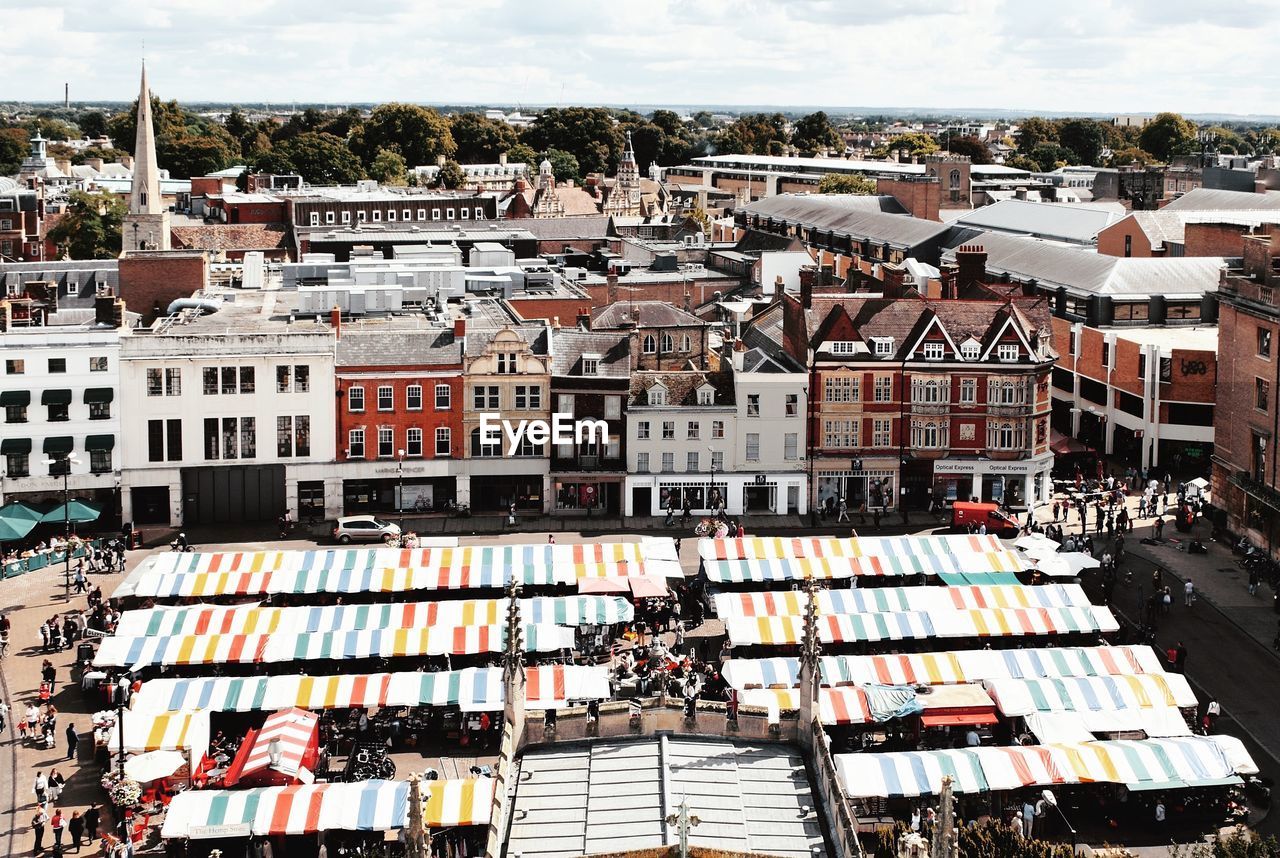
left=951, top=501, right=1020, bottom=537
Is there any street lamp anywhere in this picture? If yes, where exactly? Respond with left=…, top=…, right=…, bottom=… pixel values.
left=41, top=451, right=81, bottom=600
left=707, top=446, right=717, bottom=519
left=396, top=449, right=406, bottom=522
left=115, top=676, right=131, bottom=779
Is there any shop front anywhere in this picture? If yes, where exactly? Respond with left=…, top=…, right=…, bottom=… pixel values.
left=551, top=477, right=622, bottom=515
left=928, top=452, right=1054, bottom=511
left=625, top=472, right=807, bottom=517
left=339, top=459, right=458, bottom=515
left=814, top=458, right=898, bottom=517
left=465, top=459, right=551, bottom=513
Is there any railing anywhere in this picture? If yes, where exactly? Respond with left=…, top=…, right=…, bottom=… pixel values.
left=2, top=538, right=104, bottom=580
left=909, top=402, right=949, bottom=415
left=987, top=404, right=1031, bottom=417
left=1231, top=470, right=1280, bottom=509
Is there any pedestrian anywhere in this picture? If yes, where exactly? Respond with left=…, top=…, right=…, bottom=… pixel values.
left=1184, top=579, right=1195, bottom=607
left=1154, top=798, right=1166, bottom=832
left=1155, top=516, right=1165, bottom=539
left=65, top=722, right=77, bottom=760
left=1138, top=497, right=1146, bottom=518
left=39, top=621, right=50, bottom=652
left=48, top=769, right=64, bottom=802
left=34, top=770, right=47, bottom=805
left=1249, top=568, right=1260, bottom=596
left=547, top=534, right=555, bottom=545
left=32, top=808, right=48, bottom=854
left=1161, top=587, right=1172, bottom=615
left=0, top=698, right=7, bottom=733
left=67, top=812, right=83, bottom=853
left=507, top=503, right=516, bottom=526
left=83, top=805, right=99, bottom=842
left=837, top=498, right=849, bottom=523
left=1205, top=697, right=1221, bottom=732
left=51, top=808, right=65, bottom=849
left=1175, top=641, right=1188, bottom=672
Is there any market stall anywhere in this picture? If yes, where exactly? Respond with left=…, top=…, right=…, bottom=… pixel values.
left=223, top=708, right=320, bottom=787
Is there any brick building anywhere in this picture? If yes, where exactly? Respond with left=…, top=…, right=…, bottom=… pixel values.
left=334, top=320, right=465, bottom=515
left=117, top=251, right=209, bottom=324
left=590, top=301, right=711, bottom=371
left=1097, top=210, right=1280, bottom=258
left=1213, top=224, right=1280, bottom=555
left=549, top=329, right=630, bottom=515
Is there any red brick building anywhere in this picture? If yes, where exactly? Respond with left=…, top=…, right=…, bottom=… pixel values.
left=1098, top=211, right=1280, bottom=258
left=333, top=322, right=465, bottom=514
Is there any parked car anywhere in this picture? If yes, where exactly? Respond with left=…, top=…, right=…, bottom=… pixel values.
left=332, top=515, right=401, bottom=544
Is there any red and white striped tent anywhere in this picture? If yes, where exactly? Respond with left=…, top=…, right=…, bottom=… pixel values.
left=223, top=708, right=320, bottom=787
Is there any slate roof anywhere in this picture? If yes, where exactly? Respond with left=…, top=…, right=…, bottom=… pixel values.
left=1161, top=188, right=1280, bottom=212
left=592, top=300, right=706, bottom=329
left=949, top=199, right=1121, bottom=243
left=738, top=194, right=952, bottom=248
left=549, top=329, right=630, bottom=377
left=506, top=215, right=612, bottom=241
left=335, top=327, right=460, bottom=367
left=464, top=324, right=549, bottom=357
left=1124, top=209, right=1280, bottom=250
left=628, top=370, right=735, bottom=407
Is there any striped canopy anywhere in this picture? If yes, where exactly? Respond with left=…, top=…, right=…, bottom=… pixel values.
left=161, top=780, right=410, bottom=838
left=698, top=534, right=1016, bottom=561
left=110, top=710, right=211, bottom=768
left=714, top=584, right=1093, bottom=620
left=739, top=687, right=873, bottom=725
left=117, top=596, right=632, bottom=638
left=226, top=708, right=317, bottom=784
left=524, top=663, right=612, bottom=709
left=422, top=778, right=495, bottom=828
left=985, top=673, right=1198, bottom=716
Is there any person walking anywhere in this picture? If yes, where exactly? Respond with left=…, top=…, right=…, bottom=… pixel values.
left=32, top=808, right=48, bottom=854
left=1184, top=578, right=1195, bottom=607
left=33, top=770, right=47, bottom=806
left=64, top=722, right=77, bottom=761
left=83, top=805, right=99, bottom=843
left=1249, top=568, right=1260, bottom=596
left=837, top=498, right=849, bottom=523
left=50, top=808, right=65, bottom=850
left=1175, top=641, right=1188, bottom=673
left=67, top=811, right=84, bottom=853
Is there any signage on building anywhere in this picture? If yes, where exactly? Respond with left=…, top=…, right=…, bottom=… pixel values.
left=754, top=474, right=767, bottom=485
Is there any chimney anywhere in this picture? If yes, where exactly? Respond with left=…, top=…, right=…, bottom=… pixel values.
left=330, top=305, right=342, bottom=339
left=499, top=152, right=508, bottom=167
left=731, top=337, right=747, bottom=372
left=94, top=294, right=125, bottom=328
left=120, top=153, right=133, bottom=169
left=939, top=263, right=959, bottom=301
left=773, top=274, right=785, bottom=304
left=606, top=272, right=619, bottom=305
left=576, top=306, right=591, bottom=330
left=0, top=301, right=10, bottom=332
left=86, top=157, right=104, bottom=171
left=453, top=317, right=466, bottom=338
left=683, top=291, right=692, bottom=313
left=882, top=262, right=908, bottom=298
left=799, top=266, right=817, bottom=309
left=954, top=245, right=987, bottom=297
left=551, top=315, right=561, bottom=329
left=54, top=158, right=72, bottom=175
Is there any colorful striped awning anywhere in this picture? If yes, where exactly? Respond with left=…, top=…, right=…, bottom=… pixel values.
left=524, top=664, right=613, bottom=709
left=224, top=708, right=317, bottom=785
left=984, top=673, right=1198, bottom=716
left=739, top=687, right=873, bottom=725
left=110, top=710, right=210, bottom=765
left=421, top=778, right=495, bottom=828
left=161, top=780, right=411, bottom=839
left=714, top=584, right=1093, bottom=620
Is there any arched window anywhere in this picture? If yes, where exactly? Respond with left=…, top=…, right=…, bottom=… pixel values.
left=681, top=334, right=691, bottom=352
left=949, top=169, right=961, bottom=190
left=661, top=332, right=674, bottom=352
left=643, top=335, right=657, bottom=354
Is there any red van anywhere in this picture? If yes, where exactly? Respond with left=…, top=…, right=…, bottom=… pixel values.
left=951, top=501, right=1020, bottom=537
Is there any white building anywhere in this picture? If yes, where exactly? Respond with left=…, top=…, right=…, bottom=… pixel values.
left=117, top=294, right=337, bottom=527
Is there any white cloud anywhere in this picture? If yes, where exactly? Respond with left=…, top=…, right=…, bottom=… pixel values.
left=3, top=0, right=1276, bottom=116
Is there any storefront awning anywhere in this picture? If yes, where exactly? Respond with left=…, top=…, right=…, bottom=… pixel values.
left=0, top=390, right=30, bottom=406
left=0, top=438, right=31, bottom=455
left=42, top=436, right=74, bottom=454
left=40, top=389, right=72, bottom=405
left=84, top=434, right=115, bottom=451
left=83, top=388, right=114, bottom=403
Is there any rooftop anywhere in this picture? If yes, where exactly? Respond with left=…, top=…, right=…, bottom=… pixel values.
left=948, top=199, right=1122, bottom=244
left=593, top=301, right=707, bottom=329
left=739, top=194, right=952, bottom=249
left=1161, top=188, right=1280, bottom=212
left=1113, top=325, right=1219, bottom=351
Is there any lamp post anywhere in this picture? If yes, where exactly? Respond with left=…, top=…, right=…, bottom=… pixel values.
left=41, top=451, right=80, bottom=601
left=396, top=449, right=406, bottom=523
left=707, top=446, right=717, bottom=519
left=115, top=676, right=130, bottom=779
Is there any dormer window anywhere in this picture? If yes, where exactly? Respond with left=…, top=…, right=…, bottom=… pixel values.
left=961, top=340, right=980, bottom=361
left=649, top=385, right=667, bottom=406
left=998, top=344, right=1019, bottom=362
left=697, top=386, right=714, bottom=405
left=582, top=356, right=600, bottom=376
left=872, top=338, right=894, bottom=356
left=922, top=342, right=945, bottom=361
left=829, top=341, right=858, bottom=355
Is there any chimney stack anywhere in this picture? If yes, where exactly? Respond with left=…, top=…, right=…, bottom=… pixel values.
left=606, top=272, right=619, bottom=305
left=330, top=306, right=342, bottom=339
left=95, top=294, right=126, bottom=328
left=882, top=263, right=908, bottom=298
left=954, top=245, right=988, bottom=297
left=576, top=306, right=591, bottom=330
left=799, top=265, right=817, bottom=310
left=939, top=263, right=959, bottom=301
left=773, top=274, right=785, bottom=304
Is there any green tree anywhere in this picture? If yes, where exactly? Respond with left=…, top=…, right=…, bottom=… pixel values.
left=164, top=127, right=241, bottom=178
left=248, top=148, right=297, bottom=176
left=278, top=132, right=364, bottom=184
left=522, top=107, right=621, bottom=175
left=650, top=109, right=685, bottom=136
left=435, top=159, right=466, bottom=190
left=542, top=148, right=581, bottom=183
left=272, top=108, right=329, bottom=144
left=78, top=110, right=108, bottom=138
left=1022, top=142, right=1074, bottom=171
left=818, top=173, right=876, bottom=194
left=318, top=108, right=365, bottom=140
left=888, top=131, right=939, bottom=158
left=944, top=135, right=993, bottom=165
left=791, top=111, right=843, bottom=156
left=26, top=117, right=79, bottom=141
left=1056, top=118, right=1106, bottom=165
left=1109, top=146, right=1156, bottom=166
left=715, top=112, right=790, bottom=155
left=1016, top=116, right=1059, bottom=150
left=0, top=127, right=29, bottom=174
left=690, top=110, right=717, bottom=129
left=368, top=148, right=408, bottom=185
left=1203, top=125, right=1244, bottom=154
left=351, top=103, right=455, bottom=169
left=47, top=190, right=125, bottom=259
left=72, top=146, right=127, bottom=166
left=105, top=96, right=192, bottom=157
left=505, top=143, right=537, bottom=167
left=449, top=112, right=518, bottom=163
left=1138, top=112, right=1198, bottom=161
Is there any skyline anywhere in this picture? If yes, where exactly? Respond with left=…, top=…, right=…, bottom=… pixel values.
left=3, top=0, right=1278, bottom=116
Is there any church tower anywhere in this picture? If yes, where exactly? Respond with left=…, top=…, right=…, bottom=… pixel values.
left=616, top=131, right=641, bottom=213
left=123, top=61, right=170, bottom=252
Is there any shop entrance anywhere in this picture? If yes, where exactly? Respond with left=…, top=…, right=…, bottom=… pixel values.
left=742, top=482, right=776, bottom=513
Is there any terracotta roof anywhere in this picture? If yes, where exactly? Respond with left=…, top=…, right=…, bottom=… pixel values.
left=170, top=224, right=288, bottom=252
left=627, top=370, right=735, bottom=407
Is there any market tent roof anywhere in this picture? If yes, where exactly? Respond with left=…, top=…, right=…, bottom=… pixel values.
left=41, top=499, right=102, bottom=524
left=525, top=664, right=612, bottom=709
left=739, top=687, right=874, bottom=725
left=699, top=533, right=1013, bottom=561
left=224, top=708, right=318, bottom=786
left=715, top=584, right=1093, bottom=620
left=161, top=780, right=411, bottom=839
left=109, top=710, right=210, bottom=763
left=422, top=778, right=495, bottom=828
left=983, top=673, right=1197, bottom=717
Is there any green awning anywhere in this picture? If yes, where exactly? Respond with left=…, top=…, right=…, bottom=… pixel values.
left=0, top=390, right=30, bottom=407
left=41, top=389, right=72, bottom=405
left=83, top=388, right=114, bottom=404
left=84, top=434, right=115, bottom=451
left=43, top=436, right=74, bottom=454
left=0, top=438, right=31, bottom=455
left=41, top=500, right=101, bottom=524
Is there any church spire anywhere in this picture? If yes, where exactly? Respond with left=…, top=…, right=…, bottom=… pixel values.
left=130, top=61, right=161, bottom=216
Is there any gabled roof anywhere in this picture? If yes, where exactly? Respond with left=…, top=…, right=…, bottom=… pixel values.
left=465, top=325, right=549, bottom=357
left=550, top=330, right=630, bottom=377
left=336, top=328, right=460, bottom=368
left=592, top=301, right=706, bottom=329
left=738, top=194, right=952, bottom=249
left=901, top=308, right=961, bottom=359
left=628, top=370, right=735, bottom=407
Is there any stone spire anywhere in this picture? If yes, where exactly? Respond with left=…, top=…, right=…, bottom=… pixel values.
left=502, top=572, right=527, bottom=745
left=129, top=61, right=161, bottom=216
left=797, top=574, right=822, bottom=748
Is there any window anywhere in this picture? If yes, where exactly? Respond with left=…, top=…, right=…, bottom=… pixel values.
left=377, top=386, right=394, bottom=411
left=912, top=378, right=946, bottom=403
left=5, top=453, right=28, bottom=477
left=912, top=421, right=944, bottom=449
left=325, top=211, right=335, bottom=224
left=1114, top=303, right=1149, bottom=322
left=407, top=385, right=423, bottom=411
left=711, top=450, right=724, bottom=471
left=403, top=209, right=411, bottom=222
left=786, top=394, right=799, bottom=416
left=661, top=333, right=674, bottom=352
left=475, top=207, right=484, bottom=219
left=514, top=385, right=541, bottom=409
left=697, top=387, right=713, bottom=405
left=649, top=387, right=666, bottom=406
left=785, top=433, right=799, bottom=460
left=687, top=451, right=699, bottom=472
left=203, top=367, right=219, bottom=395
left=295, top=415, right=310, bottom=457
left=459, top=207, right=469, bottom=220
left=48, top=358, right=66, bottom=373
left=358, top=210, right=367, bottom=223
left=5, top=404, right=26, bottom=423
left=432, top=209, right=441, bottom=221
left=241, top=416, right=256, bottom=458
left=348, top=428, right=365, bottom=458
left=922, top=342, right=945, bottom=361
left=998, top=344, right=1019, bottom=362
left=681, top=335, right=691, bottom=352
left=90, top=356, right=108, bottom=372
left=446, top=208, right=455, bottom=220
left=829, top=341, right=858, bottom=355
left=417, top=209, right=426, bottom=221
left=1258, top=378, right=1270, bottom=411
left=687, top=421, right=700, bottom=439
left=662, top=420, right=675, bottom=440
left=240, top=366, right=256, bottom=394
left=1101, top=342, right=1110, bottom=367
left=473, top=385, right=499, bottom=409
left=513, top=435, right=542, bottom=457
left=873, top=338, right=894, bottom=356
left=873, top=417, right=892, bottom=447
left=372, top=210, right=381, bottom=222
left=222, top=366, right=237, bottom=395
left=1138, top=353, right=1146, bottom=380
left=874, top=376, right=893, bottom=402
left=278, top=416, right=295, bottom=458
left=496, top=353, right=517, bottom=374
left=164, top=368, right=180, bottom=396
left=406, top=427, right=423, bottom=457
left=747, top=394, right=760, bottom=416
left=294, top=365, right=310, bottom=392
left=204, top=417, right=220, bottom=460
left=277, top=366, right=294, bottom=393
left=661, top=452, right=675, bottom=472
left=348, top=386, right=365, bottom=411
left=147, top=368, right=162, bottom=395
left=961, top=341, right=979, bottom=361
left=1260, top=327, right=1273, bottom=358
left=4, top=360, right=22, bottom=375
left=222, top=417, right=239, bottom=459
left=89, top=401, right=110, bottom=420
left=637, top=452, right=650, bottom=473
left=746, top=433, right=760, bottom=461
left=310, top=212, right=320, bottom=226
left=824, top=376, right=858, bottom=402
left=960, top=378, right=977, bottom=404
left=376, top=426, right=393, bottom=458
left=342, top=211, right=351, bottom=224
left=1124, top=234, right=1132, bottom=257
left=435, top=384, right=451, bottom=409
left=471, top=428, right=501, bottom=457
left=643, top=335, right=657, bottom=354
left=435, top=427, right=451, bottom=456
left=582, top=357, right=599, bottom=376
left=47, top=401, right=68, bottom=422
left=824, top=419, right=857, bottom=448
left=712, top=420, right=725, bottom=438
left=1064, top=296, right=1089, bottom=318
left=987, top=420, right=1024, bottom=450
left=605, top=395, right=621, bottom=419
left=637, top=421, right=650, bottom=440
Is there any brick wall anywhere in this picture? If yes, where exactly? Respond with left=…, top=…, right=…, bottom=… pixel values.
left=1098, top=218, right=1157, bottom=257
left=335, top=372, right=464, bottom=461
left=1183, top=222, right=1249, bottom=258
left=118, top=252, right=209, bottom=324
left=875, top=177, right=941, bottom=221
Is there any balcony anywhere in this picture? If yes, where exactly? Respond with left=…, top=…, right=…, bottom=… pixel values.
left=1231, top=469, right=1280, bottom=511
left=988, top=404, right=1032, bottom=418
left=909, top=402, right=949, bottom=416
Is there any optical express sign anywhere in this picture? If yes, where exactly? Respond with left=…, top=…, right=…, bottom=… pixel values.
left=479, top=413, right=610, bottom=457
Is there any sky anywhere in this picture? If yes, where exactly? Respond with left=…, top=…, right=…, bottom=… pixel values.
left=4, top=0, right=1279, bottom=116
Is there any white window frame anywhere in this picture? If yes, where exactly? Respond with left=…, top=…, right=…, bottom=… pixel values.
left=348, top=386, right=365, bottom=412
left=341, top=211, right=351, bottom=224
left=405, top=427, right=423, bottom=457
left=406, top=384, right=423, bottom=411
left=377, top=385, right=394, bottom=411
left=348, top=428, right=365, bottom=458
left=435, top=426, right=451, bottom=456
left=998, top=344, right=1019, bottom=362
left=435, top=384, right=451, bottom=409
left=922, top=342, right=945, bottom=361
left=745, top=432, right=760, bottom=461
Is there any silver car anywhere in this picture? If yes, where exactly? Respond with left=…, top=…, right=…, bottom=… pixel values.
left=332, top=515, right=401, bottom=544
